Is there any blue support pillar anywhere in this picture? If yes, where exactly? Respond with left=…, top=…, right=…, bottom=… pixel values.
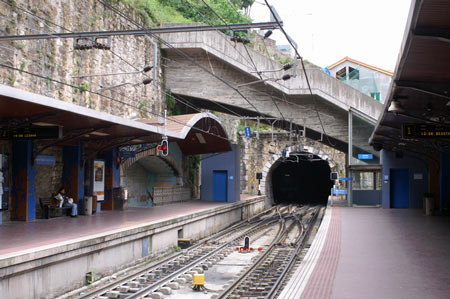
left=12, top=140, right=36, bottom=221
left=62, top=142, right=84, bottom=214
left=99, top=148, right=120, bottom=210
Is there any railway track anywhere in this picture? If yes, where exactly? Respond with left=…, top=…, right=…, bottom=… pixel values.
left=66, top=205, right=323, bottom=299
left=71, top=206, right=281, bottom=299
left=216, top=206, right=321, bottom=299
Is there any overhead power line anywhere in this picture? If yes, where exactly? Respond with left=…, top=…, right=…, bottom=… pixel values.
left=97, top=0, right=274, bottom=124
left=191, top=0, right=287, bottom=121
left=0, top=1, right=233, bottom=141
left=0, top=22, right=280, bottom=41
left=263, top=0, right=336, bottom=147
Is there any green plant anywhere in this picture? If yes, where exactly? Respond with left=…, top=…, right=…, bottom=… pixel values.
left=77, top=83, right=89, bottom=93
left=138, top=100, right=149, bottom=118
left=174, top=246, right=181, bottom=252
left=7, top=74, right=16, bottom=86
left=19, top=60, right=26, bottom=71
left=188, top=155, right=201, bottom=196
left=14, top=43, right=25, bottom=50
left=166, top=88, right=180, bottom=116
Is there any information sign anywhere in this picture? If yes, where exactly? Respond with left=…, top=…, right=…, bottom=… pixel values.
left=403, top=123, right=450, bottom=139
left=0, top=126, right=62, bottom=140
left=36, top=155, right=56, bottom=165
left=245, top=127, right=252, bottom=137
left=358, top=154, right=373, bottom=160
left=339, top=177, right=353, bottom=181
left=333, top=189, right=348, bottom=195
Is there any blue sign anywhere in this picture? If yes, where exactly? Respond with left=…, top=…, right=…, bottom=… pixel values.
left=35, top=155, right=56, bottom=165
left=333, top=189, right=348, bottom=195
left=358, top=154, right=373, bottom=160
left=339, top=177, right=353, bottom=181
left=245, top=127, right=252, bottom=137
left=119, top=151, right=136, bottom=158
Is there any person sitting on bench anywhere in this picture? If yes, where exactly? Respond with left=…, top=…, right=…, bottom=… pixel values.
left=56, top=187, right=78, bottom=217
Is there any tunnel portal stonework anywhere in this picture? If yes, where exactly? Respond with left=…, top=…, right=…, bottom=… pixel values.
left=239, top=131, right=346, bottom=207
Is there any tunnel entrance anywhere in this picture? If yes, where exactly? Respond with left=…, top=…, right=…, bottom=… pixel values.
left=271, top=154, right=333, bottom=205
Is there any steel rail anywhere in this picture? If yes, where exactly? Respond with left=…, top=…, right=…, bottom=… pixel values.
left=216, top=215, right=290, bottom=298
left=264, top=206, right=322, bottom=299
left=75, top=206, right=278, bottom=299
left=125, top=217, right=281, bottom=299
left=0, top=22, right=281, bottom=41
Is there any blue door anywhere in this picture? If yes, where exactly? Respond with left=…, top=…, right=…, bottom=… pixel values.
left=390, top=169, right=409, bottom=208
left=213, top=171, right=227, bottom=202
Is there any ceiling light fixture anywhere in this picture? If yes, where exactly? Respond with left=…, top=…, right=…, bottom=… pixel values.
left=388, top=100, right=405, bottom=114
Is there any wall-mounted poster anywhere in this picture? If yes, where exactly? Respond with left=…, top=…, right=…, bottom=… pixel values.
left=93, top=160, right=105, bottom=201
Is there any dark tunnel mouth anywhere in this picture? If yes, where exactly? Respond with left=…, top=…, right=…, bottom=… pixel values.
left=271, top=154, right=333, bottom=205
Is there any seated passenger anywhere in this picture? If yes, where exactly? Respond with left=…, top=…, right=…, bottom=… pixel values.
left=56, top=187, right=78, bottom=217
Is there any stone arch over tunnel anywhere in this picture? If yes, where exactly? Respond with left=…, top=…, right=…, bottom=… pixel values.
left=120, top=146, right=184, bottom=206
left=261, top=145, right=336, bottom=207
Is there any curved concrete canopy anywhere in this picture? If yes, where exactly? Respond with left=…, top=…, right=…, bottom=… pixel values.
left=140, top=112, right=232, bottom=155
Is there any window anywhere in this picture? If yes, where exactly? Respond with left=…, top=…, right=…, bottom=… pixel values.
left=352, top=170, right=382, bottom=190
left=336, top=67, right=347, bottom=80
left=348, top=67, right=359, bottom=80
left=370, top=92, right=381, bottom=101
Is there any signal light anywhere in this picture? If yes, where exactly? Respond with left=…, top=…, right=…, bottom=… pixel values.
left=157, top=139, right=169, bottom=156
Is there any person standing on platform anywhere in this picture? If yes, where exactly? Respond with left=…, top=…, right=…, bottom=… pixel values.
left=56, top=187, right=78, bottom=217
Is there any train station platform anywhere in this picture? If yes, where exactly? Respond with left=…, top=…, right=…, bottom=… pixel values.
left=279, top=206, right=450, bottom=299
left=0, top=196, right=265, bottom=299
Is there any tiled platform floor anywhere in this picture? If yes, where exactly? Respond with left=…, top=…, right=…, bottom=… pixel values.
left=332, top=207, right=450, bottom=299
left=0, top=200, right=230, bottom=257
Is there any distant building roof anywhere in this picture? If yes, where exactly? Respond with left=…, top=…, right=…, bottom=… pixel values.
left=328, top=56, right=394, bottom=76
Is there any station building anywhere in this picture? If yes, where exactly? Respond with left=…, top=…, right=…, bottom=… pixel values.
left=0, top=84, right=235, bottom=223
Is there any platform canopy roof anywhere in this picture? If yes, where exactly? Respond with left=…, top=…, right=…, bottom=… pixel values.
left=0, top=84, right=231, bottom=155
left=370, top=0, right=450, bottom=156
left=139, top=113, right=231, bottom=155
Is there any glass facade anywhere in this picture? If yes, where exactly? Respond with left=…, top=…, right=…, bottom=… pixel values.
left=349, top=111, right=380, bottom=165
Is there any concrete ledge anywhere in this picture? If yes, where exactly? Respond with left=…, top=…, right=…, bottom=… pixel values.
left=0, top=198, right=265, bottom=299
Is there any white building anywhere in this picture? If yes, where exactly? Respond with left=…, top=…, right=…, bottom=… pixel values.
left=328, top=57, right=393, bottom=103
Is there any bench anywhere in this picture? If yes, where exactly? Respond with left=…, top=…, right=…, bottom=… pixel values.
left=39, top=197, right=72, bottom=219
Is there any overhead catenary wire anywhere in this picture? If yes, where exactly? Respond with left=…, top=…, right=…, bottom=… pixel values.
left=0, top=5, right=233, bottom=139
left=263, top=0, right=336, bottom=147
left=183, top=0, right=255, bottom=70
left=0, top=5, right=246, bottom=143
left=194, top=0, right=286, bottom=121
left=4, top=0, right=285, bottom=125
left=0, top=0, right=241, bottom=136
left=1, top=0, right=321, bottom=143
left=0, top=62, right=232, bottom=143
left=97, top=0, right=273, bottom=125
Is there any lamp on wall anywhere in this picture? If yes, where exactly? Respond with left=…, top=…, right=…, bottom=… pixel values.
left=388, top=100, right=405, bottom=114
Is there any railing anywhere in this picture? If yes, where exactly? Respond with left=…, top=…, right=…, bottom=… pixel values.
left=152, top=186, right=190, bottom=205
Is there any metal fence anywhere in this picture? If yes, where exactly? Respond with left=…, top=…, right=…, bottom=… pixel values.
left=152, top=186, right=190, bottom=205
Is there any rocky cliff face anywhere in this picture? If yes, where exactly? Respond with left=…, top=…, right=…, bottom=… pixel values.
left=0, top=0, right=163, bottom=118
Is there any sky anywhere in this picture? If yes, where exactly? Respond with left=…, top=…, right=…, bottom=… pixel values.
left=250, top=0, right=412, bottom=71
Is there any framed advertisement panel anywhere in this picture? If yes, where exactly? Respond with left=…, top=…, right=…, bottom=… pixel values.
left=93, top=160, right=105, bottom=201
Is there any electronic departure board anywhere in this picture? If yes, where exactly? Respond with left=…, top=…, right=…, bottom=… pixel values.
left=402, top=124, right=450, bottom=139
left=0, top=126, right=62, bottom=139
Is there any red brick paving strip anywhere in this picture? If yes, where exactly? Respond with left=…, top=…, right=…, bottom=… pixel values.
left=301, top=207, right=341, bottom=299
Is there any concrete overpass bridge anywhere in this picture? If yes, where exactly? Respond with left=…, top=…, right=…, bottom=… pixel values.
left=160, top=24, right=384, bottom=154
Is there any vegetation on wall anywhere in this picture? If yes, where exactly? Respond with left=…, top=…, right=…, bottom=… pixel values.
left=166, top=88, right=180, bottom=116
left=188, top=154, right=201, bottom=196
left=122, top=0, right=254, bottom=26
